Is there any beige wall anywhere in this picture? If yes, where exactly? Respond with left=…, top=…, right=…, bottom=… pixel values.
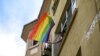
left=82, top=22, right=100, bottom=56
left=59, top=0, right=99, bottom=56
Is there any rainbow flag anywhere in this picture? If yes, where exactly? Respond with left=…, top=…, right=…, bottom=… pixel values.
left=29, top=13, right=54, bottom=42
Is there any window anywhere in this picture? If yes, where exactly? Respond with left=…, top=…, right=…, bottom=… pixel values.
left=52, top=0, right=60, bottom=15
left=56, top=0, right=77, bottom=35
left=53, top=5, right=73, bottom=55
left=28, top=40, right=38, bottom=49
left=59, top=3, right=72, bottom=34
left=54, top=0, right=77, bottom=55
left=33, top=40, right=38, bottom=45
left=71, top=0, right=77, bottom=14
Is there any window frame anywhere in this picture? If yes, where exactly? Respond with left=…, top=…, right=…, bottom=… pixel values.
left=52, top=0, right=60, bottom=15
left=71, top=0, right=77, bottom=14
left=54, top=0, right=78, bottom=55
left=57, top=8, right=78, bottom=56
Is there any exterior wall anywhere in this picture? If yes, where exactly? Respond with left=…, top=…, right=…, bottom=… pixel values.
left=59, top=0, right=99, bottom=56
left=82, top=22, right=100, bottom=56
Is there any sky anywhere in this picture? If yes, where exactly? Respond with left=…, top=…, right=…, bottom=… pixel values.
left=0, top=0, right=43, bottom=56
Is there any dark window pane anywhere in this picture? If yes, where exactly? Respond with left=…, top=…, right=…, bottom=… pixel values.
left=33, top=40, right=38, bottom=45
left=52, top=0, right=59, bottom=15
left=76, top=47, right=82, bottom=56
left=67, top=3, right=72, bottom=23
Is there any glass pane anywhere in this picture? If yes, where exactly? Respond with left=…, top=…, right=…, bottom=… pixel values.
left=33, top=40, right=38, bottom=45
left=67, top=3, right=72, bottom=23
left=71, top=0, right=76, bottom=14
left=52, top=0, right=59, bottom=15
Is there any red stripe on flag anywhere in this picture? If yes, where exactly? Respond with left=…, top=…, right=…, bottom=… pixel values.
left=29, top=12, right=47, bottom=40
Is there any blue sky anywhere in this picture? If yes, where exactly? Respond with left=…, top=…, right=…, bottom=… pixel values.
left=0, top=0, right=43, bottom=56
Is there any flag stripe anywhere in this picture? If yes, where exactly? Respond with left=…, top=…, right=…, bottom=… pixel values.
left=29, top=13, right=54, bottom=42
left=29, top=13, right=47, bottom=40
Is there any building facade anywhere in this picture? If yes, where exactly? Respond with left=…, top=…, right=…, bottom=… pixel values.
left=21, top=0, right=100, bottom=56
